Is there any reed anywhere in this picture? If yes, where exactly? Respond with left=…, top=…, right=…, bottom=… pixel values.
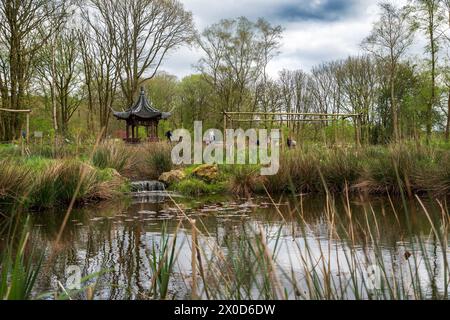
left=92, top=141, right=135, bottom=173
left=149, top=223, right=178, bottom=300
left=0, top=219, right=43, bottom=300
left=0, top=158, right=128, bottom=210
left=125, top=142, right=173, bottom=179
left=227, top=165, right=266, bottom=198
left=158, top=179, right=450, bottom=300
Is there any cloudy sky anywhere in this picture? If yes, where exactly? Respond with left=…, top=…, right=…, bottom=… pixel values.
left=161, top=0, right=386, bottom=79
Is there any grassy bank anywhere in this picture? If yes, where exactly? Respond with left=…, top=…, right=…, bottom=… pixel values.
left=0, top=157, right=129, bottom=210
left=160, top=142, right=450, bottom=198
left=3, top=140, right=450, bottom=206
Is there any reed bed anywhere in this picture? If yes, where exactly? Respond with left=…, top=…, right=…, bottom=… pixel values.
left=0, top=158, right=127, bottom=210
left=260, top=143, right=450, bottom=196
left=153, top=191, right=449, bottom=300
left=122, top=142, right=173, bottom=180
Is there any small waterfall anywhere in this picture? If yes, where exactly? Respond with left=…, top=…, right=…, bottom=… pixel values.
left=130, top=181, right=166, bottom=193
left=130, top=180, right=167, bottom=204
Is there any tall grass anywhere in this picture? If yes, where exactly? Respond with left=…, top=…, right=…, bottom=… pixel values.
left=262, top=143, right=449, bottom=196
left=119, top=142, right=173, bottom=180
left=227, top=165, right=266, bottom=197
left=0, top=159, right=31, bottom=205
left=92, top=141, right=135, bottom=173
left=163, top=188, right=449, bottom=300
left=0, top=219, right=43, bottom=300
left=149, top=224, right=178, bottom=300
left=0, top=158, right=128, bottom=210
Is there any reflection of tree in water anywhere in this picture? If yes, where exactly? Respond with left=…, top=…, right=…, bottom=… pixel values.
left=14, top=194, right=449, bottom=299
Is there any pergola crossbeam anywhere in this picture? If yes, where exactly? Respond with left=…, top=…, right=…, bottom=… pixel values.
left=0, top=108, right=32, bottom=143
left=223, top=110, right=363, bottom=145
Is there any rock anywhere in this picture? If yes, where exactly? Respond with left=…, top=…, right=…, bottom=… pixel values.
left=192, top=164, right=219, bottom=181
left=159, top=170, right=186, bottom=185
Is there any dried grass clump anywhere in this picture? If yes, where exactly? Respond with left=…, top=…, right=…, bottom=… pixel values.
left=0, top=159, right=31, bottom=203
left=128, top=142, right=173, bottom=179
left=29, top=160, right=127, bottom=209
left=228, top=165, right=266, bottom=198
left=92, top=141, right=136, bottom=173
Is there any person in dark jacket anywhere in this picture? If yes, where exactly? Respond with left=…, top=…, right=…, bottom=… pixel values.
left=287, top=137, right=292, bottom=149
left=165, top=130, right=173, bottom=142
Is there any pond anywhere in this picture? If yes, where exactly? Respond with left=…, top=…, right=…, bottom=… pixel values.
left=22, top=191, right=450, bottom=300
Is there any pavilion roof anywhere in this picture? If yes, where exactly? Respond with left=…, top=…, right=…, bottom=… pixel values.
left=113, top=87, right=171, bottom=121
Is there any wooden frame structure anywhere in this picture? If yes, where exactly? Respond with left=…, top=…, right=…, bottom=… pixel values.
left=223, top=111, right=363, bottom=145
left=0, top=107, right=31, bottom=143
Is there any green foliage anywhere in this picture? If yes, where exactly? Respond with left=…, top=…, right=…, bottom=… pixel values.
left=149, top=224, right=177, bottom=300
left=172, top=178, right=225, bottom=196
left=0, top=221, right=43, bottom=300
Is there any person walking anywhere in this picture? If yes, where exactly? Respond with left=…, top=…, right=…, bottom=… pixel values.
left=165, top=130, right=173, bottom=142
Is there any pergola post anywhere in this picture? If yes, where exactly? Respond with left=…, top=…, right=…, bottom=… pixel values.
left=26, top=113, right=30, bottom=144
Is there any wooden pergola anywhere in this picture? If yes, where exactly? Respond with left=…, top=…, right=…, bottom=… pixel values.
left=0, top=107, right=31, bottom=143
left=223, top=111, right=363, bottom=145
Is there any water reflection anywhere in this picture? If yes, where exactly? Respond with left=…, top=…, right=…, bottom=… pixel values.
left=22, top=193, right=450, bottom=300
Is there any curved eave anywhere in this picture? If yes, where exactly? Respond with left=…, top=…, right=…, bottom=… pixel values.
left=161, top=112, right=171, bottom=120
left=113, top=111, right=131, bottom=120
left=113, top=109, right=171, bottom=121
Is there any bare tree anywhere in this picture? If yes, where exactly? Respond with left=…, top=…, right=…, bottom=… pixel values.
left=0, top=0, right=70, bottom=140
left=87, top=0, right=195, bottom=107
left=441, top=0, right=450, bottom=140
left=37, top=30, right=83, bottom=135
left=363, top=2, right=415, bottom=141
left=337, top=56, right=379, bottom=144
left=79, top=4, right=122, bottom=135
left=278, top=69, right=312, bottom=134
left=197, top=17, right=282, bottom=118
left=414, top=0, right=444, bottom=143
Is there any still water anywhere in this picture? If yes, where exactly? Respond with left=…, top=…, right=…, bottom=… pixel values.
left=24, top=191, right=449, bottom=300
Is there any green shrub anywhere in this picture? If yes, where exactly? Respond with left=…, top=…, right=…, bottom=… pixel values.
left=172, top=178, right=225, bottom=196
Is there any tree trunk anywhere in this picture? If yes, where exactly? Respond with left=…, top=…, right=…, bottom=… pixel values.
left=446, top=89, right=450, bottom=141
left=427, top=18, right=436, bottom=144
left=51, top=38, right=59, bottom=134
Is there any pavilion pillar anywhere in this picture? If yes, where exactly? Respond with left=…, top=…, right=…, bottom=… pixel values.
left=126, top=124, right=130, bottom=140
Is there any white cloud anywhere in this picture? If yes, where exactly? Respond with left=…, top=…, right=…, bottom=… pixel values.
left=159, top=0, right=391, bottom=79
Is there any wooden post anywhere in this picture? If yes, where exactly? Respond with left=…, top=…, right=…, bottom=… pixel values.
left=223, top=113, right=226, bottom=133
left=356, top=115, right=361, bottom=147
left=26, top=113, right=30, bottom=144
